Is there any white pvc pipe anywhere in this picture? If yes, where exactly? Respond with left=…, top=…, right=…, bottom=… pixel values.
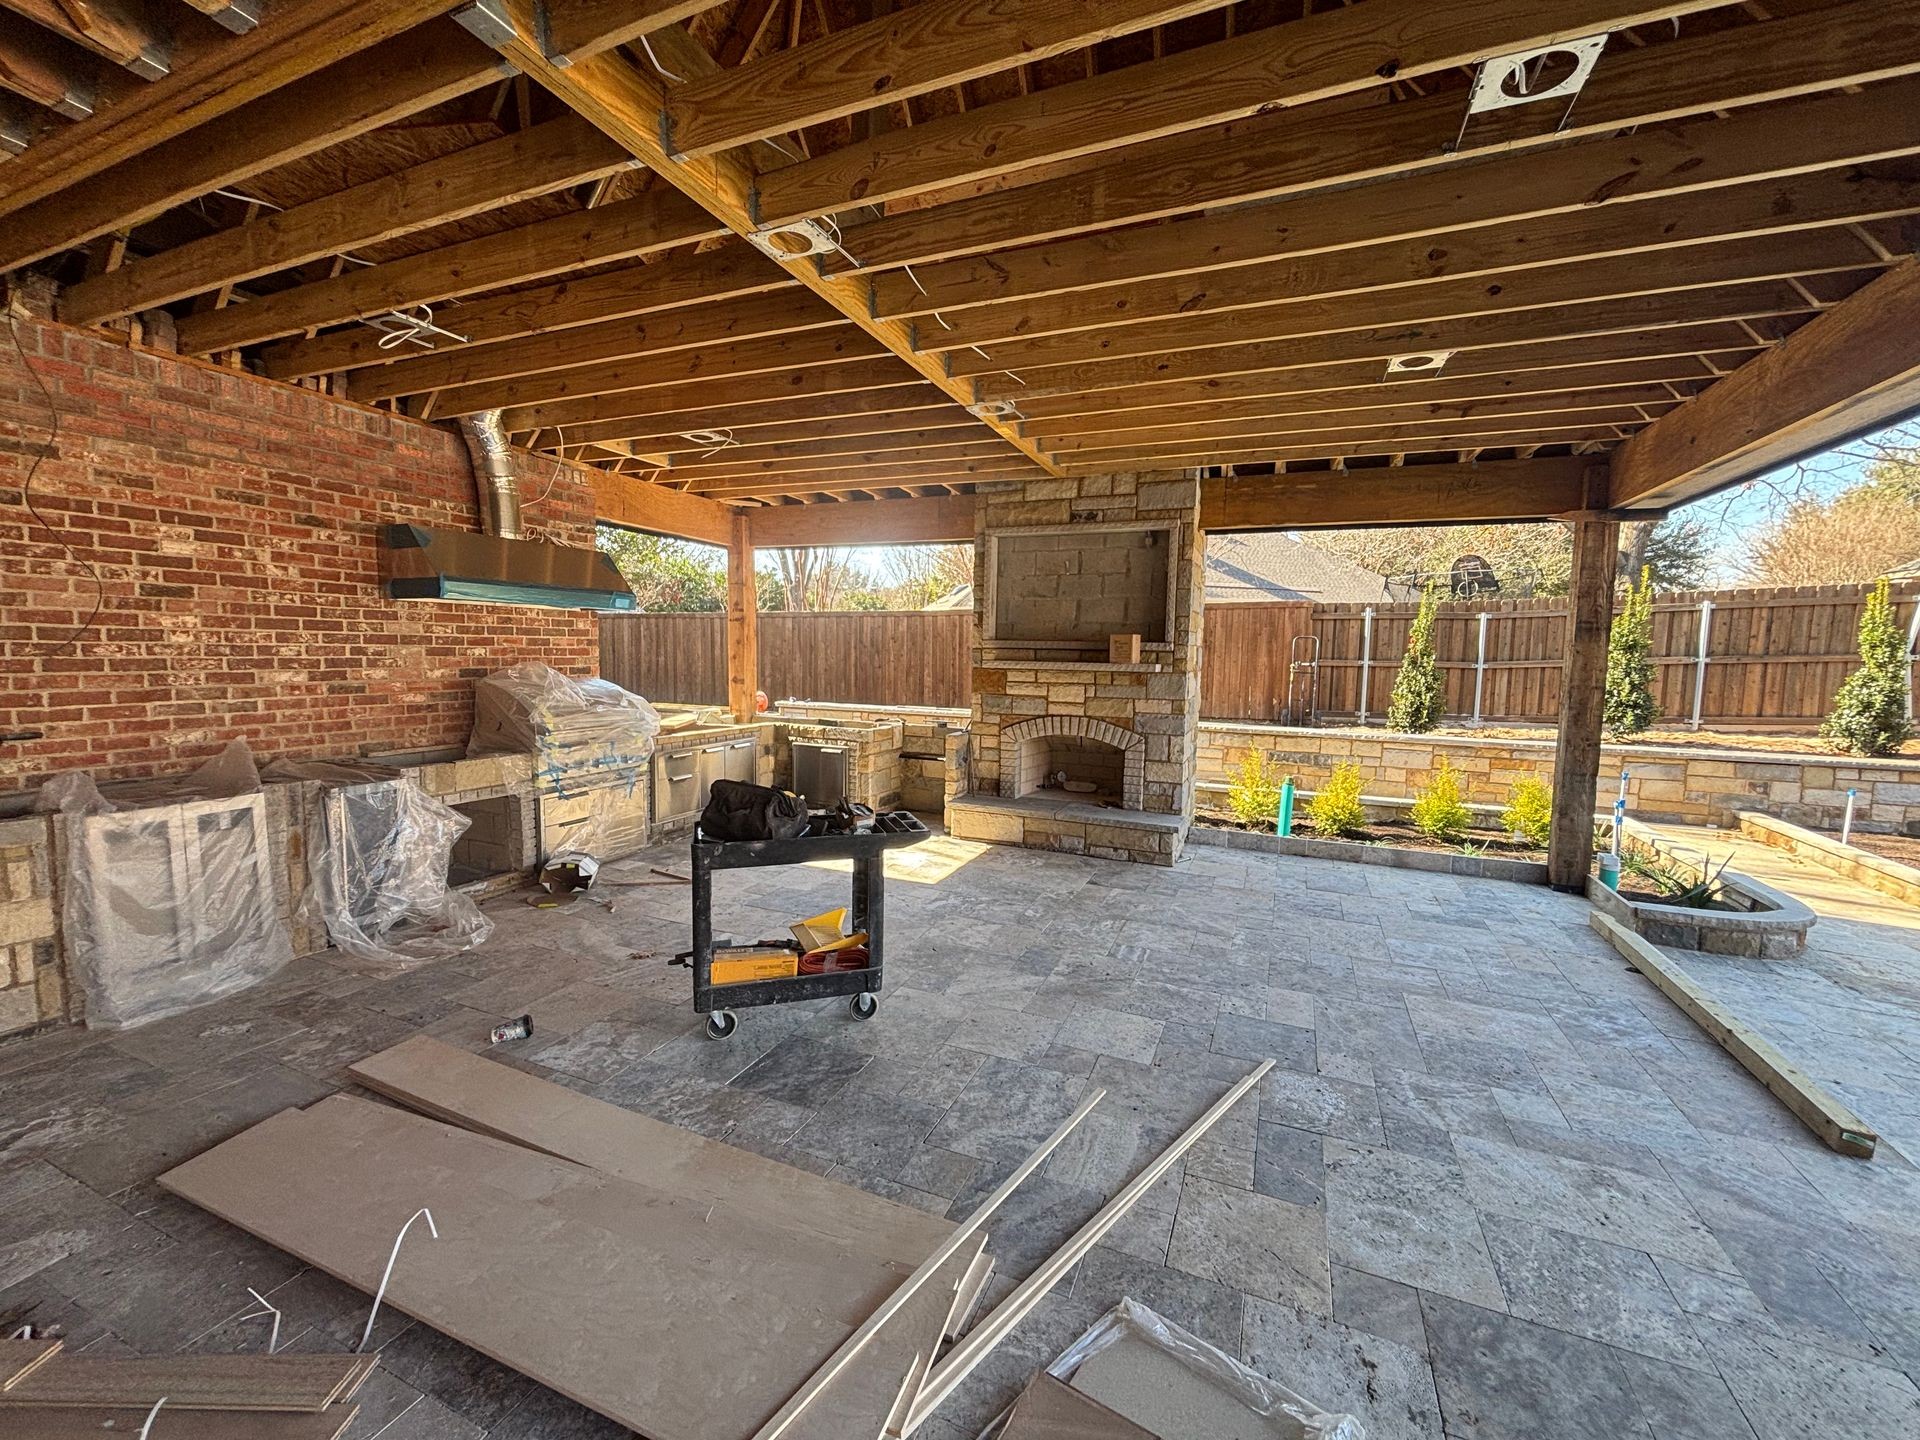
left=1357, top=607, right=1375, bottom=724
left=1690, top=599, right=1713, bottom=730
left=1471, top=612, right=1490, bottom=726
left=1842, top=788, right=1858, bottom=846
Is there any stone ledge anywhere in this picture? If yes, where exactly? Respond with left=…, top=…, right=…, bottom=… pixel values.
left=1736, top=810, right=1920, bottom=908
left=1590, top=820, right=1816, bottom=958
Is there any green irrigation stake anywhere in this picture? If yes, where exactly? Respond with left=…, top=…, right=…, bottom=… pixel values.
left=1277, top=775, right=1295, bottom=836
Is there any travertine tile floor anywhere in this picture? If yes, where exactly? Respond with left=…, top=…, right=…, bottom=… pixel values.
left=3, top=830, right=1919, bottom=1440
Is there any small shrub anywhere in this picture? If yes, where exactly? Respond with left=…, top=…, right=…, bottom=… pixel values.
left=1501, top=775, right=1553, bottom=848
left=1226, top=748, right=1284, bottom=826
left=1605, top=565, right=1659, bottom=737
left=1822, top=576, right=1912, bottom=757
left=1307, top=761, right=1368, bottom=838
left=1387, top=582, right=1445, bottom=734
left=1410, top=760, right=1472, bottom=843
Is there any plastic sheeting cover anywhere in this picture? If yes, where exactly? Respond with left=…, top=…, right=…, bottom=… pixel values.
left=1045, top=1299, right=1366, bottom=1440
left=468, top=663, right=660, bottom=789
left=308, top=778, right=492, bottom=970
left=35, top=742, right=292, bottom=1030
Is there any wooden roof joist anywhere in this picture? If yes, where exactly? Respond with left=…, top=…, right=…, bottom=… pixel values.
left=262, top=244, right=787, bottom=380
left=540, top=2, right=727, bottom=65
left=0, top=11, right=146, bottom=117
left=0, top=0, right=462, bottom=223
left=428, top=328, right=894, bottom=418
left=1056, top=427, right=1636, bottom=474
left=346, top=291, right=849, bottom=403
left=661, top=428, right=1045, bottom=474
left=827, top=36, right=1920, bottom=277
left=499, top=357, right=930, bottom=435
left=752, top=0, right=1735, bottom=228
left=1009, top=330, right=1764, bottom=424
left=910, top=177, right=1920, bottom=354
left=0, top=18, right=508, bottom=271
left=4, top=0, right=176, bottom=72
left=1057, top=414, right=1659, bottom=468
left=1022, top=362, right=1721, bottom=442
left=687, top=464, right=1049, bottom=500
left=969, top=284, right=1821, bottom=403
left=63, top=114, right=641, bottom=327
left=939, top=233, right=1887, bottom=379
left=174, top=189, right=726, bottom=356
left=602, top=405, right=979, bottom=458
left=674, top=440, right=1032, bottom=484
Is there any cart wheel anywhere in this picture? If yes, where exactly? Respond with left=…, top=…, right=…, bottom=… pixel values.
left=704, top=1010, right=738, bottom=1040
left=849, top=993, right=878, bottom=1021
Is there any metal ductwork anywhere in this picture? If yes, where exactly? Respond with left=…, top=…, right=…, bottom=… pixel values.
left=457, top=410, right=523, bottom=541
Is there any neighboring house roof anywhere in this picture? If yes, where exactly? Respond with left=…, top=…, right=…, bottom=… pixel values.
left=1885, top=557, right=1920, bottom=581
left=1204, top=532, right=1392, bottom=604
left=925, top=584, right=974, bottom=610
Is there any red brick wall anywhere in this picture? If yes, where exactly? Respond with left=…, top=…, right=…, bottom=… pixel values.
left=0, top=315, right=601, bottom=793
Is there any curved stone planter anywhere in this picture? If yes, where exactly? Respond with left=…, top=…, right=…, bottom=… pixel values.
left=1588, top=819, right=1814, bottom=958
left=1188, top=823, right=1548, bottom=884
left=1736, top=810, right=1920, bottom=908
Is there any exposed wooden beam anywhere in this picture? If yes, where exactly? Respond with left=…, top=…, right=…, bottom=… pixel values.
left=262, top=244, right=786, bottom=380
left=681, top=440, right=1031, bottom=483
left=2, top=0, right=172, bottom=73
left=1549, top=498, right=1619, bottom=890
left=690, top=464, right=1045, bottom=499
left=913, top=176, right=1920, bottom=352
left=429, top=328, right=893, bottom=418
left=591, top=467, right=735, bottom=545
left=0, top=0, right=461, bottom=225
left=453, top=0, right=1058, bottom=475
left=749, top=493, right=974, bottom=546
left=1610, top=257, right=1920, bottom=509
left=662, top=0, right=1234, bottom=157
left=670, top=433, right=1027, bottom=476
left=1060, top=419, right=1645, bottom=471
left=178, top=0, right=262, bottom=35
left=942, top=232, right=1883, bottom=377
left=346, top=291, right=849, bottom=403
left=748, top=0, right=1730, bottom=224
left=1198, top=458, right=1592, bottom=530
left=727, top=508, right=758, bottom=721
left=173, top=189, right=724, bottom=355
left=830, top=44, right=1920, bottom=277
left=0, top=21, right=507, bottom=271
left=1064, top=429, right=1631, bottom=475
left=541, top=2, right=726, bottom=64
left=63, top=114, right=637, bottom=326
left=0, top=10, right=141, bottom=117
left=500, top=357, right=928, bottom=433
left=973, top=284, right=1815, bottom=404
left=605, top=403, right=972, bottom=455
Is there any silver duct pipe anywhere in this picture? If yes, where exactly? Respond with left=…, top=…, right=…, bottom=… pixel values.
left=456, top=410, right=523, bottom=541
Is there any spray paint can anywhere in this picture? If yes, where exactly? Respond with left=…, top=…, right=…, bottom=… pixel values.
left=489, top=1014, right=533, bottom=1045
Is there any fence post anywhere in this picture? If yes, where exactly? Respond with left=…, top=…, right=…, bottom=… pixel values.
left=1906, top=599, right=1920, bottom=722
left=1471, top=612, right=1490, bottom=726
left=1357, top=607, right=1375, bottom=725
left=1689, top=598, right=1713, bottom=730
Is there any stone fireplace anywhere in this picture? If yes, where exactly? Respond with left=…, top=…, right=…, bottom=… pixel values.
left=947, top=473, right=1203, bottom=865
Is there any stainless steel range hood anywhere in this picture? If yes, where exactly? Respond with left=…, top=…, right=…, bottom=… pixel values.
left=383, top=524, right=637, bottom=610
left=382, top=411, right=636, bottom=610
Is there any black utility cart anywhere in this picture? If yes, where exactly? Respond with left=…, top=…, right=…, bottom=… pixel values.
left=688, top=811, right=930, bottom=1039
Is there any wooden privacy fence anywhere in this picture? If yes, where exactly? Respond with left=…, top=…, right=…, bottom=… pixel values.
left=600, top=610, right=970, bottom=709
left=600, top=583, right=1917, bottom=729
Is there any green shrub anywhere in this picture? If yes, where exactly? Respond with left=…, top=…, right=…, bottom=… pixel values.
left=1307, top=761, right=1368, bottom=838
left=1605, top=564, right=1659, bottom=737
left=1501, top=775, right=1553, bottom=848
left=1822, top=577, right=1912, bottom=757
left=1410, top=760, right=1472, bottom=843
left=1226, top=748, right=1285, bottom=826
left=1387, top=582, right=1445, bottom=733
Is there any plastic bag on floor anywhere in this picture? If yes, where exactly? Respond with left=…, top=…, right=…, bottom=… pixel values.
left=308, top=777, right=492, bottom=970
left=1044, top=1299, right=1365, bottom=1440
left=36, top=744, right=291, bottom=1029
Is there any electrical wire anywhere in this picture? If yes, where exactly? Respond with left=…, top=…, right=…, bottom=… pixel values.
left=7, top=308, right=104, bottom=659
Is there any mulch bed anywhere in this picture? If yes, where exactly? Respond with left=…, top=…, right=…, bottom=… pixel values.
left=1195, top=812, right=1545, bottom=860
left=1398, top=724, right=1920, bottom=759
left=1828, top=830, right=1920, bottom=868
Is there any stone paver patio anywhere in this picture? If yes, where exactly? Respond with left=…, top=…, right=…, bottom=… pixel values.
left=3, top=831, right=1919, bottom=1440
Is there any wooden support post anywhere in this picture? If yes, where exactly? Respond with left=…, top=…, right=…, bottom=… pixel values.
left=726, top=510, right=757, bottom=723
left=1548, top=495, right=1619, bottom=891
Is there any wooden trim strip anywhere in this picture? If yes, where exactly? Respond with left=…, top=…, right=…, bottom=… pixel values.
left=2, top=1405, right=360, bottom=1440
left=1588, top=910, right=1876, bottom=1157
left=0, top=1355, right=371, bottom=1412
left=0, top=1339, right=61, bottom=1390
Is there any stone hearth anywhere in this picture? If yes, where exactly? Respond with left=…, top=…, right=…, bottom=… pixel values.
left=948, top=472, right=1203, bottom=865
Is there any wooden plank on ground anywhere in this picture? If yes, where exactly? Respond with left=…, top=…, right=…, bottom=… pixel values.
left=1588, top=910, right=1878, bottom=1157
left=4, top=1405, right=358, bottom=1440
left=160, top=1096, right=980, bottom=1440
left=347, top=1036, right=952, bottom=1262
left=1002, top=1374, right=1159, bottom=1440
left=0, top=1354, right=371, bottom=1411
left=0, top=1338, right=60, bottom=1389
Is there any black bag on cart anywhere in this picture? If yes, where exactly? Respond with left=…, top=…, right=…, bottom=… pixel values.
left=698, top=780, right=810, bottom=842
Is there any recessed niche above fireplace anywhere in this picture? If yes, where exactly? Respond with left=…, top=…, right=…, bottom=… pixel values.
left=984, top=523, right=1174, bottom=646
